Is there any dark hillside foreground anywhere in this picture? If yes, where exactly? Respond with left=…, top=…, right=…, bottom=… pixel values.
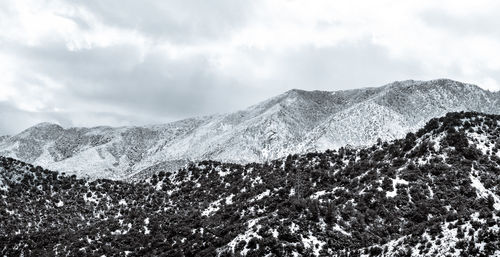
left=1, top=112, right=499, bottom=256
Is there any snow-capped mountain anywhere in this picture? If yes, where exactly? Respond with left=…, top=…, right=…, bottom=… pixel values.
left=2, top=112, right=499, bottom=256
left=1, top=79, right=499, bottom=180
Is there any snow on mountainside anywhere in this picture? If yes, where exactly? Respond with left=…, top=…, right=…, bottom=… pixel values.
left=301, top=80, right=500, bottom=151
left=0, top=135, right=8, bottom=144
left=0, top=79, right=499, bottom=180
left=1, top=112, right=500, bottom=256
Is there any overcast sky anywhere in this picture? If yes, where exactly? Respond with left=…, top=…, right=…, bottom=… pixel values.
left=1, top=0, right=500, bottom=135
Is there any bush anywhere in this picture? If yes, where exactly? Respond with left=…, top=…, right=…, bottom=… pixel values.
left=369, top=246, right=383, bottom=256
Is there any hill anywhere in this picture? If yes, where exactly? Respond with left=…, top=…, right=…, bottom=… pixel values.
left=0, top=79, right=499, bottom=180
left=1, top=112, right=499, bottom=256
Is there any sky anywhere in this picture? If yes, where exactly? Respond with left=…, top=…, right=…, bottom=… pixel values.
left=1, top=0, right=500, bottom=135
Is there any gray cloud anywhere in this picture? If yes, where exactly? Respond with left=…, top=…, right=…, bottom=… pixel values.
left=2, top=39, right=428, bottom=131
left=0, top=102, right=71, bottom=135
left=0, top=99, right=160, bottom=135
left=1, top=0, right=499, bottom=135
left=5, top=41, right=259, bottom=121
left=267, top=43, right=428, bottom=91
left=420, top=9, right=500, bottom=38
left=71, top=0, right=255, bottom=43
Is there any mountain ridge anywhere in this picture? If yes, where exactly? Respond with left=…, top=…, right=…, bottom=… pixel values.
left=1, top=111, right=499, bottom=256
left=1, top=79, right=499, bottom=180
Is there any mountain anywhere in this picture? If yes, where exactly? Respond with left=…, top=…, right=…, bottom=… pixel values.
left=0, top=135, right=8, bottom=144
left=1, top=112, right=499, bottom=256
left=1, top=79, right=499, bottom=180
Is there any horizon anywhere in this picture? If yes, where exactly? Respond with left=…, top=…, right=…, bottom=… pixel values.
left=3, top=78, right=496, bottom=135
left=2, top=1, right=500, bottom=135
left=1, top=2, right=500, bottom=255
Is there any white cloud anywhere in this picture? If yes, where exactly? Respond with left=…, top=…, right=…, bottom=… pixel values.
left=0, top=0, right=499, bottom=134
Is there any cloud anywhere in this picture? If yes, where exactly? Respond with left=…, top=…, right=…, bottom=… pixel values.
left=0, top=101, right=69, bottom=135
left=1, top=0, right=500, bottom=134
left=0, top=100, right=155, bottom=135
left=221, top=42, right=428, bottom=92
left=72, top=0, right=255, bottom=43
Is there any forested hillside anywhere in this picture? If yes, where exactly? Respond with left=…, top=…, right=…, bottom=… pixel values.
left=1, top=112, right=499, bottom=256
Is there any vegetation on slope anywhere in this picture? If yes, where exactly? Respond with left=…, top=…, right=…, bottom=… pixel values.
left=1, top=112, right=499, bottom=256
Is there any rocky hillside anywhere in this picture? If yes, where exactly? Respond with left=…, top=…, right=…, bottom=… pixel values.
left=0, top=79, right=499, bottom=180
left=1, top=112, right=499, bottom=256
left=0, top=135, right=8, bottom=145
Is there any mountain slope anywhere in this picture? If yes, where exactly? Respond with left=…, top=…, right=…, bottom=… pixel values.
left=1, top=112, right=499, bottom=256
left=302, top=80, right=500, bottom=151
left=0, top=135, right=8, bottom=145
left=1, top=79, right=499, bottom=180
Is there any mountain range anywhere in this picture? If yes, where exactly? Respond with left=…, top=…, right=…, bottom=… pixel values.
left=1, top=112, right=499, bottom=256
left=1, top=79, right=499, bottom=180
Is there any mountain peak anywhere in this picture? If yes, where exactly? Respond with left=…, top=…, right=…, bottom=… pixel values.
left=31, top=122, right=63, bottom=129
left=278, top=88, right=310, bottom=100
left=17, top=122, right=64, bottom=140
left=285, top=88, right=305, bottom=94
left=385, top=78, right=482, bottom=91
left=1, top=79, right=499, bottom=180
